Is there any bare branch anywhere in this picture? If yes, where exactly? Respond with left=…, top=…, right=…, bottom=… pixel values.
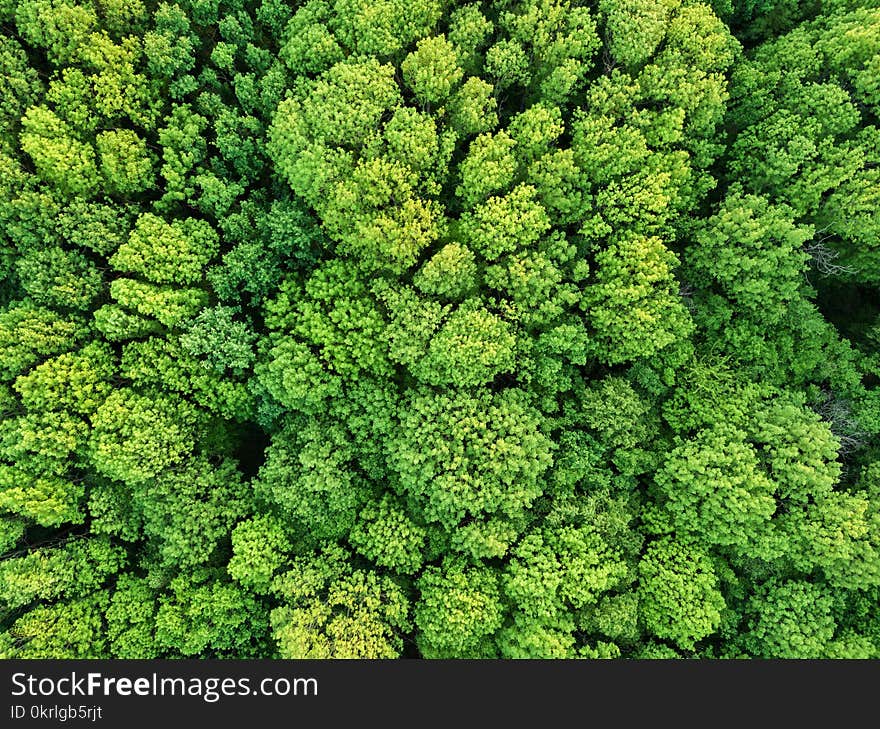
left=804, top=241, right=857, bottom=278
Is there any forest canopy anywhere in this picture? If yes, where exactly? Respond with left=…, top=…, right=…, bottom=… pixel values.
left=1, top=0, right=879, bottom=659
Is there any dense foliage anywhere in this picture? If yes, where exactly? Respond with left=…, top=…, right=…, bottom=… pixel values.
left=1, top=0, right=879, bottom=659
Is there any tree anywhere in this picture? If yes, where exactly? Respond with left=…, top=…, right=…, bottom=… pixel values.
left=415, top=558, right=504, bottom=659
left=1, top=594, right=110, bottom=658
left=459, top=184, right=551, bottom=262
left=653, top=424, right=779, bottom=559
left=638, top=538, right=726, bottom=651
left=15, top=246, right=103, bottom=310
left=0, top=303, right=88, bottom=380
left=255, top=417, right=373, bottom=542
left=402, top=35, right=463, bottom=106
left=228, top=514, right=291, bottom=593
left=582, top=233, right=693, bottom=365
left=0, top=537, right=125, bottom=612
left=95, top=129, right=155, bottom=195
left=686, top=189, right=812, bottom=324
left=155, top=570, right=270, bottom=657
left=271, top=544, right=411, bottom=658
left=19, top=106, right=99, bottom=197
left=499, top=499, right=633, bottom=658
left=106, top=574, right=162, bottom=658
left=180, top=306, right=257, bottom=376
left=88, top=388, right=199, bottom=484
left=111, top=213, right=218, bottom=286
left=389, top=387, right=554, bottom=538
left=600, top=0, right=681, bottom=69
left=349, top=493, right=427, bottom=575
left=737, top=580, right=838, bottom=658
left=133, top=456, right=250, bottom=571
left=0, top=37, right=43, bottom=149
left=13, top=342, right=115, bottom=416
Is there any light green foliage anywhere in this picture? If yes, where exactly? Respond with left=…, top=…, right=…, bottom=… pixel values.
left=86, top=475, right=141, bottom=541
left=423, top=301, right=516, bottom=386
left=687, top=190, right=812, bottom=323
left=583, top=234, right=692, bottom=365
left=456, top=130, right=517, bottom=207
left=485, top=39, right=531, bottom=91
left=738, top=580, right=839, bottom=658
left=331, top=0, right=444, bottom=59
left=109, top=278, right=209, bottom=327
left=492, top=0, right=601, bottom=104
left=448, top=77, right=498, bottom=136
left=0, top=411, right=88, bottom=468
left=111, top=213, right=219, bottom=285
left=0, top=537, right=125, bottom=611
left=264, top=261, right=392, bottom=379
left=381, top=107, right=441, bottom=183
left=271, top=545, right=411, bottom=658
left=256, top=418, right=373, bottom=541
left=449, top=4, right=493, bottom=74
left=565, top=376, right=659, bottom=477
left=750, top=399, right=842, bottom=504
left=14, top=342, right=115, bottom=416
left=500, top=503, right=632, bottom=657
left=268, top=57, right=452, bottom=273
left=324, top=158, right=445, bottom=274
left=143, top=2, right=195, bottom=81
left=93, top=304, right=163, bottom=341
left=106, top=574, right=161, bottom=658
left=15, top=246, right=102, bottom=310
left=15, top=0, right=97, bottom=66
left=415, top=558, right=504, bottom=658
left=654, top=425, right=779, bottom=557
left=46, top=67, right=97, bottom=135
left=134, top=456, right=249, bottom=570
left=507, top=103, right=564, bottom=165
left=0, top=469, right=85, bottom=528
left=639, top=538, right=725, bottom=650
left=0, top=516, right=27, bottom=554
left=95, top=129, right=155, bottom=195
left=526, top=147, right=588, bottom=225
left=156, top=104, right=207, bottom=208
left=99, top=0, right=148, bottom=37
left=652, top=394, right=862, bottom=578
left=279, top=1, right=343, bottom=75
left=88, top=388, right=198, bottom=484
left=228, top=515, right=292, bottom=592
left=56, top=200, right=134, bottom=256
left=75, top=32, right=162, bottom=130
left=460, top=184, right=551, bottom=261
left=20, top=106, right=98, bottom=196
left=156, top=572, right=269, bottom=657
left=728, top=6, right=880, bottom=281
left=180, top=306, right=257, bottom=376
left=402, top=35, right=463, bottom=106
left=0, top=37, right=42, bottom=147
left=483, top=232, right=582, bottom=329
left=255, top=338, right=343, bottom=415
left=600, top=0, right=681, bottom=68
left=119, top=335, right=256, bottom=422
left=390, top=387, right=553, bottom=531
left=413, top=242, right=479, bottom=300
left=349, top=494, right=427, bottom=575
left=0, top=303, right=88, bottom=380
left=1, top=594, right=109, bottom=658
left=268, top=59, right=399, bottom=199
